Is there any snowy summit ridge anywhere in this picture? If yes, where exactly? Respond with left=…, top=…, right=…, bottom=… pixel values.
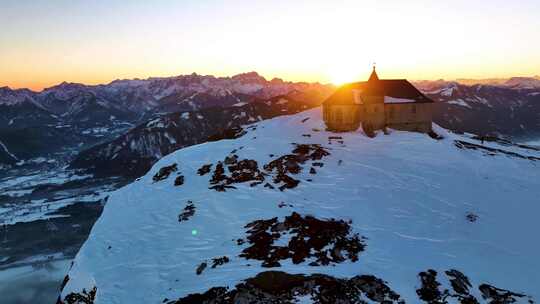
left=59, top=108, right=540, bottom=303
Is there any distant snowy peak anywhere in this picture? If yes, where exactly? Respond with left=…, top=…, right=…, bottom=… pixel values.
left=106, top=71, right=316, bottom=99
left=106, top=79, right=149, bottom=88
left=412, top=80, right=455, bottom=92
left=421, top=81, right=540, bottom=138
left=424, top=81, right=538, bottom=108
left=0, top=86, right=39, bottom=106
left=44, top=81, right=89, bottom=92
left=503, top=77, right=540, bottom=89
left=231, top=71, right=267, bottom=83
left=415, top=76, right=540, bottom=88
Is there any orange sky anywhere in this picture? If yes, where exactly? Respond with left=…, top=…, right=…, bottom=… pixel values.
left=2, top=0, right=539, bottom=91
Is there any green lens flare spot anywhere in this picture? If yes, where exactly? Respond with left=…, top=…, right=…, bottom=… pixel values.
left=191, top=229, right=198, bottom=236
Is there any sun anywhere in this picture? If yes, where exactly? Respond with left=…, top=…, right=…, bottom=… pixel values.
left=329, top=67, right=361, bottom=85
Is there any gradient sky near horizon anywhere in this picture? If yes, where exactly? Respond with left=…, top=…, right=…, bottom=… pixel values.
left=1, top=0, right=539, bottom=91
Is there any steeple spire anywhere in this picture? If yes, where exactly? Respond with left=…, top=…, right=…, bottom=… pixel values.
left=368, top=64, right=379, bottom=82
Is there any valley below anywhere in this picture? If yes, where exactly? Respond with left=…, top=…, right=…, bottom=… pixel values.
left=0, top=163, right=129, bottom=304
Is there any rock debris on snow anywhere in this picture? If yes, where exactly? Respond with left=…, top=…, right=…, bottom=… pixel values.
left=178, top=201, right=196, bottom=222
left=196, top=164, right=212, bottom=176
left=164, top=271, right=404, bottom=304
left=153, top=163, right=178, bottom=182
left=238, top=212, right=365, bottom=267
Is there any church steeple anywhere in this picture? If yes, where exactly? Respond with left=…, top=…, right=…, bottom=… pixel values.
left=368, top=64, right=379, bottom=82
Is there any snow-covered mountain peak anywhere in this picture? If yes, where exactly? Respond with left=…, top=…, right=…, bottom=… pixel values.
left=231, top=71, right=267, bottom=83
left=0, top=86, right=40, bottom=106
left=45, top=81, right=88, bottom=91
left=504, top=77, right=540, bottom=89
left=40, top=82, right=95, bottom=103
left=106, top=78, right=149, bottom=88
left=59, top=108, right=539, bottom=303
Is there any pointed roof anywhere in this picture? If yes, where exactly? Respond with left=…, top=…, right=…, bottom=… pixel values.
left=368, top=66, right=379, bottom=82
left=323, top=68, right=433, bottom=105
left=362, top=66, right=383, bottom=96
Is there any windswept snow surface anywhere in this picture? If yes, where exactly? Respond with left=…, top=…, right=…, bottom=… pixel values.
left=62, top=108, right=540, bottom=303
left=524, top=139, right=540, bottom=147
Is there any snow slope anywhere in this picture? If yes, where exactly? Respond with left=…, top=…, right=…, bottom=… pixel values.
left=60, top=108, right=540, bottom=303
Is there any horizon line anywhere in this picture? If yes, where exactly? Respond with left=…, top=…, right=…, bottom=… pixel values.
left=2, top=71, right=540, bottom=93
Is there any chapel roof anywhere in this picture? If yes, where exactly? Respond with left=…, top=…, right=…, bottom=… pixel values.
left=323, top=70, right=433, bottom=105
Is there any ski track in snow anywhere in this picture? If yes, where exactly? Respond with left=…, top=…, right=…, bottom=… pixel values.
left=62, top=107, right=540, bottom=303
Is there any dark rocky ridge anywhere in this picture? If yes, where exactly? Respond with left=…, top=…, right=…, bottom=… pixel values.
left=165, top=269, right=533, bottom=304
left=415, top=269, right=533, bottom=304
left=166, top=271, right=404, bottom=304
left=70, top=95, right=322, bottom=177
left=0, top=141, right=18, bottom=165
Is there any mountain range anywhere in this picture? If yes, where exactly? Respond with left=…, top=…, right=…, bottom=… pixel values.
left=451, top=76, right=540, bottom=88
left=0, top=72, right=333, bottom=163
left=1, top=73, right=540, bottom=173
left=416, top=81, right=540, bottom=139
left=0, top=72, right=330, bottom=115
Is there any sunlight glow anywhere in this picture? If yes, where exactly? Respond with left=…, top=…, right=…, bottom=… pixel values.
left=1, top=0, right=539, bottom=90
left=329, top=67, right=363, bottom=85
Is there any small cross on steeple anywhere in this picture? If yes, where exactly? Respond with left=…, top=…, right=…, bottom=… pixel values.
left=368, top=63, right=379, bottom=82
